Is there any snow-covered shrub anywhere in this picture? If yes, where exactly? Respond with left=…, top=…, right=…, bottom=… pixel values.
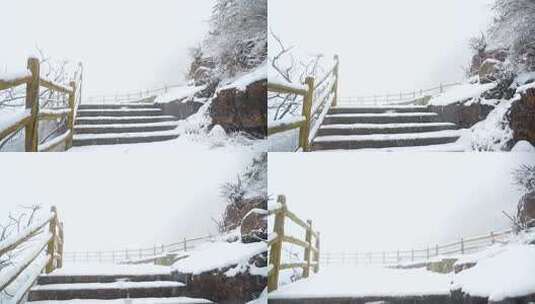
left=218, top=153, right=267, bottom=233
left=457, top=98, right=514, bottom=151
left=513, top=164, right=535, bottom=230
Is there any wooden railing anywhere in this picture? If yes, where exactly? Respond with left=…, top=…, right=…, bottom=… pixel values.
left=0, top=57, right=82, bottom=152
left=0, top=206, right=64, bottom=303
left=268, top=55, right=339, bottom=151
left=339, top=82, right=461, bottom=105
left=62, top=234, right=214, bottom=264
left=268, top=195, right=320, bottom=292
left=320, top=228, right=516, bottom=266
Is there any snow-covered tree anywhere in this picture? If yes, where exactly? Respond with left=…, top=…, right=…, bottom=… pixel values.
left=511, top=164, right=535, bottom=230
left=490, top=0, right=535, bottom=70
left=203, top=0, right=267, bottom=78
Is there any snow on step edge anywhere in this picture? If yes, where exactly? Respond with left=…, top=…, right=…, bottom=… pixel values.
left=313, top=129, right=464, bottom=142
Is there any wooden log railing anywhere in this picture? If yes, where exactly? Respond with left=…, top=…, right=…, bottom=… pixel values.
left=268, top=55, right=339, bottom=152
left=268, top=195, right=320, bottom=292
left=0, top=206, right=64, bottom=303
left=0, top=57, right=83, bottom=152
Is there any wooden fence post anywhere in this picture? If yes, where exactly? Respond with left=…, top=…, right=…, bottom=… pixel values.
left=490, top=231, right=495, bottom=244
left=314, top=232, right=320, bottom=273
left=268, top=195, right=286, bottom=292
left=66, top=81, right=76, bottom=149
left=25, top=57, right=40, bottom=152
left=303, top=220, right=313, bottom=278
left=184, top=237, right=187, bottom=251
left=332, top=54, right=339, bottom=107
left=426, top=247, right=429, bottom=260
left=46, top=206, right=58, bottom=273
left=57, top=222, right=64, bottom=268
left=461, top=238, right=465, bottom=254
left=300, top=77, right=314, bottom=152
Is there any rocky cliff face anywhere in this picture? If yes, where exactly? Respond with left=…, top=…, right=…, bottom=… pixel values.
left=209, top=79, right=267, bottom=138
left=507, top=88, right=535, bottom=148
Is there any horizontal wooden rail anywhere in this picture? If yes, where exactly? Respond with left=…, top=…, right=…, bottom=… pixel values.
left=268, top=55, right=339, bottom=151
left=0, top=206, right=63, bottom=298
left=0, top=72, right=32, bottom=91
left=268, top=194, right=320, bottom=292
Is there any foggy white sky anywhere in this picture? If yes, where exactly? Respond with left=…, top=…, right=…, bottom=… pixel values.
left=269, top=0, right=494, bottom=96
left=0, top=152, right=256, bottom=252
left=268, top=153, right=535, bottom=253
left=1, top=0, right=214, bottom=96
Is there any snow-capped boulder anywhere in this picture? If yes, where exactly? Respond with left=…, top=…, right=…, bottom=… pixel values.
left=479, top=59, right=501, bottom=84
left=507, top=88, right=535, bottom=148
left=430, top=101, right=495, bottom=128
left=240, top=199, right=267, bottom=244
left=209, top=79, right=267, bottom=138
left=511, top=140, right=535, bottom=152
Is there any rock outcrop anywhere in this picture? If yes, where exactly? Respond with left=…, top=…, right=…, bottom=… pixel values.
left=209, top=79, right=267, bottom=138
left=430, top=102, right=495, bottom=129
left=507, top=88, right=535, bottom=147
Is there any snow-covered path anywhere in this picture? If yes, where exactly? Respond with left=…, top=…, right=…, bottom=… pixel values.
left=269, top=265, right=452, bottom=300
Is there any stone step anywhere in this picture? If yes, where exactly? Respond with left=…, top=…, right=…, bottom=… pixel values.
left=28, top=281, right=185, bottom=301
left=323, top=112, right=442, bottom=125
left=28, top=298, right=212, bottom=304
left=76, top=116, right=177, bottom=125
left=317, top=122, right=458, bottom=136
left=77, top=108, right=163, bottom=117
left=72, top=130, right=179, bottom=146
left=78, top=103, right=160, bottom=110
left=311, top=130, right=461, bottom=151
left=75, top=121, right=178, bottom=134
left=38, top=273, right=178, bottom=285
left=329, top=105, right=432, bottom=114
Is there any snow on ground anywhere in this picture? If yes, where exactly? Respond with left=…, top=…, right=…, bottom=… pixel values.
left=154, top=85, right=207, bottom=104
left=45, top=263, right=174, bottom=276
left=429, top=83, right=496, bottom=106
left=452, top=244, right=535, bottom=301
left=172, top=232, right=266, bottom=276
left=29, top=298, right=212, bottom=304
left=246, top=288, right=267, bottom=304
left=456, top=96, right=515, bottom=151
left=269, top=265, right=452, bottom=299
left=219, top=61, right=267, bottom=92
left=512, top=140, right=535, bottom=152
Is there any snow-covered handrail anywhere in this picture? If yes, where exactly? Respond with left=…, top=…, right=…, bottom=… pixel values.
left=61, top=234, right=216, bottom=264
left=268, top=55, right=340, bottom=151
left=339, top=82, right=462, bottom=105
left=86, top=83, right=185, bottom=104
left=0, top=57, right=82, bottom=152
left=268, top=194, right=320, bottom=292
left=0, top=206, right=64, bottom=296
left=320, top=228, right=520, bottom=267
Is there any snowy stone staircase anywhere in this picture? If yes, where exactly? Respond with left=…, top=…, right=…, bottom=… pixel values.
left=27, top=270, right=211, bottom=303
left=311, top=105, right=465, bottom=151
left=73, top=103, right=180, bottom=147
